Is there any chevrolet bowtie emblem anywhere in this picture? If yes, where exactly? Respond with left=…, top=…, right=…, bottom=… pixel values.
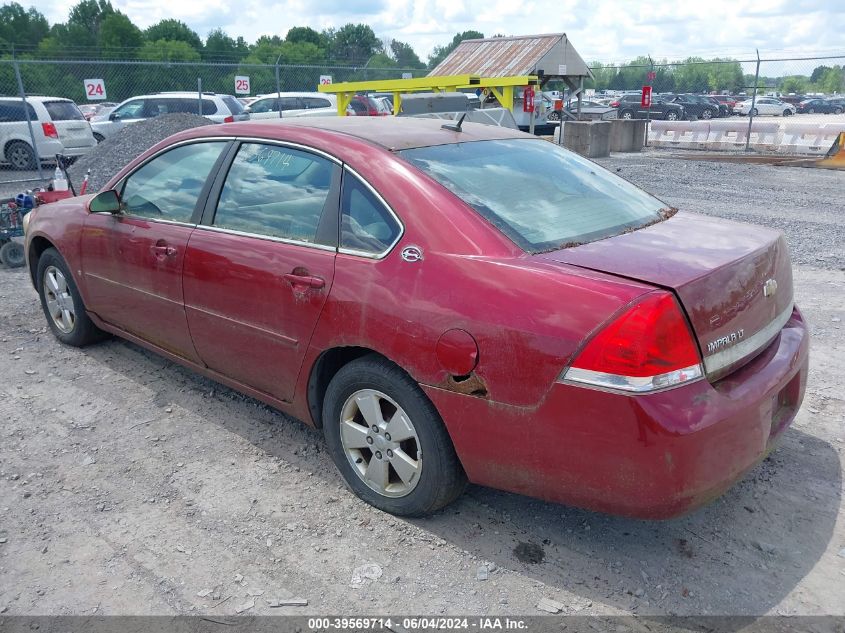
left=763, top=279, right=778, bottom=298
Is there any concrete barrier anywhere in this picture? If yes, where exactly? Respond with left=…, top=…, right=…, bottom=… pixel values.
left=778, top=123, right=845, bottom=155
left=554, top=121, right=611, bottom=158
left=650, top=121, right=710, bottom=149
left=609, top=119, right=646, bottom=152
left=703, top=120, right=780, bottom=150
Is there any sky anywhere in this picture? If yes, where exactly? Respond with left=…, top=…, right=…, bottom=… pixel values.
left=25, top=0, right=845, bottom=65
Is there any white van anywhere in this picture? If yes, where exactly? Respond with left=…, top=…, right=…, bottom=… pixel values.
left=0, top=96, right=96, bottom=170
left=244, top=92, right=338, bottom=119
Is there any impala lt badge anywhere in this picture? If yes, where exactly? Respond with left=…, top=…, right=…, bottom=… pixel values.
left=708, top=329, right=745, bottom=354
left=763, top=278, right=778, bottom=297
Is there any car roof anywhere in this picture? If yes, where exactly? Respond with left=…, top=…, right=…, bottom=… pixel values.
left=175, top=116, right=529, bottom=152
left=254, top=92, right=336, bottom=99
left=0, top=96, right=73, bottom=103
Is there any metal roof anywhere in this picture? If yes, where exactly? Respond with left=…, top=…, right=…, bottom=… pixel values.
left=429, top=33, right=593, bottom=80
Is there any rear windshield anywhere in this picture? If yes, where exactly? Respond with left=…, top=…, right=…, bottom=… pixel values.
left=221, top=95, right=245, bottom=114
left=43, top=101, right=85, bottom=121
left=401, top=139, right=666, bottom=253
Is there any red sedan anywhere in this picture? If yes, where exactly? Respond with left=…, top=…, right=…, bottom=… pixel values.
left=23, top=118, right=808, bottom=518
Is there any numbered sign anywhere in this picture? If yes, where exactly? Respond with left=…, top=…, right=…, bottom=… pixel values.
left=84, top=79, right=107, bottom=100
left=319, top=75, right=333, bottom=85
left=234, top=76, right=251, bottom=95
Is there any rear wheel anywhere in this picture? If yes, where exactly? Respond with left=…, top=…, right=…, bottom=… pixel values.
left=702, top=108, right=713, bottom=119
left=0, top=241, right=25, bottom=268
left=6, top=141, right=36, bottom=171
left=750, top=108, right=758, bottom=116
left=783, top=109, right=792, bottom=117
left=323, top=355, right=466, bottom=516
left=620, top=110, right=634, bottom=120
left=807, top=107, right=815, bottom=114
left=36, top=248, right=105, bottom=346
left=546, top=111, right=561, bottom=121
left=665, top=111, right=679, bottom=121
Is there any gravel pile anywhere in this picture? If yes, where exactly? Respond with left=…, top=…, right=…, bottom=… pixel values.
left=68, top=113, right=215, bottom=193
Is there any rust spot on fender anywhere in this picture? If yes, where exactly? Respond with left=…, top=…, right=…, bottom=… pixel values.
left=444, top=372, right=488, bottom=398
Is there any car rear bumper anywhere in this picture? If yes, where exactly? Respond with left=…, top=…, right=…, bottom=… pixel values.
left=424, top=306, right=809, bottom=519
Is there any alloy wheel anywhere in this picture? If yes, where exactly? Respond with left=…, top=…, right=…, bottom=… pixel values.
left=43, top=265, right=75, bottom=333
left=339, top=389, right=422, bottom=498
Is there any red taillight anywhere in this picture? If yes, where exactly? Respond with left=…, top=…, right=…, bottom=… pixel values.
left=564, top=292, right=702, bottom=392
left=42, top=122, right=58, bottom=138
left=223, top=115, right=234, bottom=123
left=610, top=101, right=620, bottom=107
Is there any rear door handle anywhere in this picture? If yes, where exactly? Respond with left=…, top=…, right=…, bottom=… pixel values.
left=151, top=244, right=177, bottom=257
left=283, top=273, right=325, bottom=289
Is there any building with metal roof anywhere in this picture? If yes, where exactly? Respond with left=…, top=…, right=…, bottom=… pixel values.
left=428, top=33, right=593, bottom=86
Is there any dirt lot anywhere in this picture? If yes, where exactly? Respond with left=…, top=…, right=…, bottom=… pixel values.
left=0, top=154, right=843, bottom=619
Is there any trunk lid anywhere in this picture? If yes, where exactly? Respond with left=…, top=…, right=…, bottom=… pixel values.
left=43, top=100, right=95, bottom=149
left=539, top=212, right=794, bottom=380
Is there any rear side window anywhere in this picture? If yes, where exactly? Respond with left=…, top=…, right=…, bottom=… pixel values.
left=221, top=95, right=245, bottom=114
left=0, top=101, right=37, bottom=122
left=340, top=172, right=400, bottom=255
left=401, top=139, right=665, bottom=253
left=213, top=143, right=335, bottom=243
left=43, top=101, right=85, bottom=121
left=303, top=97, right=332, bottom=109
left=120, top=142, right=226, bottom=222
left=278, top=98, right=301, bottom=111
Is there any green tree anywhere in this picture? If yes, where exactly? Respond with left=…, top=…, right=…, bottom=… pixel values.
left=286, top=26, right=322, bottom=47
left=138, top=38, right=201, bottom=62
left=144, top=19, right=202, bottom=51
left=0, top=3, right=49, bottom=52
left=99, top=12, right=143, bottom=57
left=810, top=65, right=831, bottom=83
left=428, top=30, right=483, bottom=69
left=389, top=39, right=424, bottom=68
left=328, top=23, right=381, bottom=63
left=817, top=66, right=843, bottom=94
left=203, top=28, right=248, bottom=61
left=67, top=0, right=114, bottom=44
left=779, top=75, right=808, bottom=94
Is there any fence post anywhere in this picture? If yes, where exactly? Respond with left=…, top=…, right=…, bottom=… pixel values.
left=197, top=78, right=203, bottom=116
left=13, top=59, right=44, bottom=181
left=745, top=49, right=760, bottom=152
left=275, top=54, right=283, bottom=119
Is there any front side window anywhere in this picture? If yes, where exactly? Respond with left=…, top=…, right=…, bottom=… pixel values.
left=250, top=98, right=276, bottom=114
left=401, top=139, right=666, bottom=254
left=213, top=143, right=335, bottom=243
left=120, top=142, right=226, bottom=222
left=113, top=100, right=144, bottom=119
left=340, top=172, right=400, bottom=255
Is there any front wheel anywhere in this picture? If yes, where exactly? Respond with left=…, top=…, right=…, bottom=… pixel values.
left=834, top=107, right=843, bottom=115
left=665, top=111, right=679, bottom=121
left=750, top=108, right=758, bottom=116
left=546, top=111, right=561, bottom=121
left=701, top=109, right=713, bottom=119
left=323, top=355, right=466, bottom=516
left=783, top=109, right=792, bottom=117
left=807, top=108, right=815, bottom=114
left=619, top=110, right=634, bottom=120
left=6, top=141, right=36, bottom=170
left=37, top=248, right=105, bottom=346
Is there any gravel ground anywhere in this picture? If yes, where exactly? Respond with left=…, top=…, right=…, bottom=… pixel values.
left=67, top=113, right=214, bottom=193
left=0, top=154, right=843, bottom=620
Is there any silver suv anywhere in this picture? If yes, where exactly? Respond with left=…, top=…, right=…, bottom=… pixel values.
left=90, top=92, right=249, bottom=141
left=1, top=96, right=96, bottom=170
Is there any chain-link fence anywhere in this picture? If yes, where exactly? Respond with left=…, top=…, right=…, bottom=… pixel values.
left=1, top=53, right=843, bottom=188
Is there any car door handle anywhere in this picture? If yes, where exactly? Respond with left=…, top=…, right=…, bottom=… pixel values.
left=283, top=273, right=325, bottom=289
left=151, top=244, right=177, bottom=257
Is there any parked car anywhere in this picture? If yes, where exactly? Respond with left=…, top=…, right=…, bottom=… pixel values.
left=612, top=93, right=684, bottom=120
left=665, top=94, right=721, bottom=120
left=90, top=92, right=249, bottom=141
left=78, top=102, right=117, bottom=121
left=795, top=98, right=838, bottom=114
left=244, top=92, right=337, bottom=119
left=24, top=118, right=808, bottom=518
left=712, top=95, right=737, bottom=113
left=735, top=97, right=796, bottom=117
left=1, top=96, right=97, bottom=170
left=346, top=95, right=391, bottom=116
left=824, top=97, right=845, bottom=114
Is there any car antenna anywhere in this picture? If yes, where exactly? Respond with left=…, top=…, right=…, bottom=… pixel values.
left=441, top=112, right=468, bottom=132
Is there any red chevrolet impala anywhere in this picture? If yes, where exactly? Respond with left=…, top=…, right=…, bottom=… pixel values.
left=24, top=118, right=808, bottom=518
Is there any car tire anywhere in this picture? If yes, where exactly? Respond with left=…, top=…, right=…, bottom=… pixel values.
left=835, top=107, right=843, bottom=115
left=620, top=110, right=634, bottom=120
left=0, top=241, right=25, bottom=268
left=665, top=111, right=679, bottom=121
left=93, top=133, right=105, bottom=143
left=546, top=111, right=560, bottom=122
left=6, top=141, right=36, bottom=171
left=36, top=248, right=105, bottom=347
left=750, top=108, right=758, bottom=116
left=807, top=108, right=815, bottom=114
left=323, top=354, right=467, bottom=516
left=783, top=109, right=792, bottom=117
left=702, top=109, right=713, bottom=119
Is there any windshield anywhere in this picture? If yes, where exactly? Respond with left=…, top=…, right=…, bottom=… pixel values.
left=400, top=139, right=666, bottom=253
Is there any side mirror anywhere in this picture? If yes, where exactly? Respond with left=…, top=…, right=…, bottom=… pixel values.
left=89, top=190, right=121, bottom=214
left=243, top=106, right=253, bottom=114
left=109, top=112, right=120, bottom=121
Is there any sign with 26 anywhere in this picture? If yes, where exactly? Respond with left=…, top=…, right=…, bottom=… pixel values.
left=234, top=76, right=251, bottom=95
left=84, top=79, right=107, bottom=100
left=319, top=75, right=333, bottom=85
